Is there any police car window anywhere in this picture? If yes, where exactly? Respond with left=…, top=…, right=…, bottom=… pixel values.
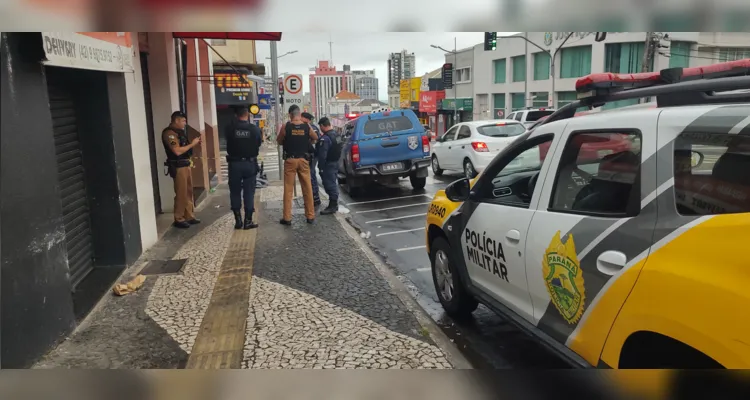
left=550, top=131, right=642, bottom=216
left=363, top=116, right=413, bottom=135
left=478, top=136, right=550, bottom=209
left=457, top=126, right=472, bottom=139
left=514, top=112, right=524, bottom=121
left=674, top=133, right=750, bottom=216
left=526, top=110, right=554, bottom=122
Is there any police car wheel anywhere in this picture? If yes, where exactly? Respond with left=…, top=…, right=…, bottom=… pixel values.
left=410, top=175, right=427, bottom=190
left=431, top=155, right=444, bottom=176
left=430, top=237, right=478, bottom=319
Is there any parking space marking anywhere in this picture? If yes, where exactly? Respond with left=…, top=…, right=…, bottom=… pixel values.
left=365, top=213, right=427, bottom=224
left=356, top=202, right=431, bottom=214
left=375, top=227, right=424, bottom=237
left=344, top=194, right=432, bottom=206
left=396, top=245, right=427, bottom=252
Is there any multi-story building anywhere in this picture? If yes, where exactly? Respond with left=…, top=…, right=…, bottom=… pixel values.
left=471, top=32, right=750, bottom=121
left=387, top=50, right=416, bottom=109
left=352, top=69, right=379, bottom=100
left=309, top=60, right=354, bottom=119
left=441, top=45, right=476, bottom=125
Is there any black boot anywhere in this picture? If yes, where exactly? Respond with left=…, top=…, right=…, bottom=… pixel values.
left=321, top=200, right=339, bottom=215
left=243, top=213, right=258, bottom=230
left=233, top=211, right=243, bottom=230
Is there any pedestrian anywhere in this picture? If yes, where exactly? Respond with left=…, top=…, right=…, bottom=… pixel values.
left=162, top=111, right=202, bottom=229
left=316, top=117, right=342, bottom=215
left=276, top=105, right=318, bottom=225
left=225, top=106, right=262, bottom=230
left=301, top=112, right=322, bottom=208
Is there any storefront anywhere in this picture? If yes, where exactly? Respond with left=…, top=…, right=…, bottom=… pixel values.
left=1, top=32, right=153, bottom=367
left=419, top=90, right=446, bottom=136
left=440, top=98, right=474, bottom=128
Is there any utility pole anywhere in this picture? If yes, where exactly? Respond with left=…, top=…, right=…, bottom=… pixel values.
left=640, top=32, right=657, bottom=103
left=270, top=41, right=283, bottom=179
left=524, top=32, right=529, bottom=108
left=453, top=36, right=458, bottom=124
left=329, top=34, right=333, bottom=64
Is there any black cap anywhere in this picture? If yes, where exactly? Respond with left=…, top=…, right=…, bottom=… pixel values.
left=318, top=117, right=331, bottom=127
left=171, top=111, right=186, bottom=120
left=301, top=112, right=314, bottom=120
left=288, top=104, right=300, bottom=114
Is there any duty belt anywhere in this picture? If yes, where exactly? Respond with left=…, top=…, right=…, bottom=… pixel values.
left=284, top=154, right=308, bottom=160
left=165, top=159, right=191, bottom=168
left=226, top=156, right=257, bottom=162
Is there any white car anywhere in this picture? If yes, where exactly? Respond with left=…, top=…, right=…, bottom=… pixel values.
left=506, top=108, right=556, bottom=129
left=431, top=120, right=527, bottom=179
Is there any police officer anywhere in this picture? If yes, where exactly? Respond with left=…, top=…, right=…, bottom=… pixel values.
left=316, top=117, right=342, bottom=215
left=301, top=112, right=322, bottom=208
left=162, top=111, right=202, bottom=229
left=276, top=105, right=318, bottom=225
left=225, top=106, right=262, bottom=230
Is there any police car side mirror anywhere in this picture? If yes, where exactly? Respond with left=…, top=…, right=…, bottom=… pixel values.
left=445, top=178, right=471, bottom=202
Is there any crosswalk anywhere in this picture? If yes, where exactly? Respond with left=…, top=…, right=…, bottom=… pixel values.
left=220, top=147, right=281, bottom=182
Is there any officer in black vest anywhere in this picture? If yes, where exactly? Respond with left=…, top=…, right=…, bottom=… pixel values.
left=276, top=105, right=318, bottom=224
left=301, top=112, right=322, bottom=208
left=316, top=117, right=342, bottom=215
left=225, top=106, right=262, bottom=229
left=162, top=111, right=202, bottom=229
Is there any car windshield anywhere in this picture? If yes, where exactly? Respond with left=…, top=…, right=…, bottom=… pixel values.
left=477, top=123, right=526, bottom=137
left=526, top=110, right=554, bottom=122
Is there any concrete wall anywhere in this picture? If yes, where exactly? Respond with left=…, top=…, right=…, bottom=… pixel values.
left=125, top=37, right=158, bottom=249
left=186, top=39, right=209, bottom=194
left=146, top=32, right=181, bottom=214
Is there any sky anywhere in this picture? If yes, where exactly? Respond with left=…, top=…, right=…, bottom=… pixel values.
left=255, top=33, right=516, bottom=102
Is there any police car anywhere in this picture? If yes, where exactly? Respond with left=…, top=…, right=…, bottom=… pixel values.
left=425, top=59, right=750, bottom=369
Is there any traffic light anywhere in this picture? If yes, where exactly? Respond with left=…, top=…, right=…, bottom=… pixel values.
left=484, top=32, right=497, bottom=51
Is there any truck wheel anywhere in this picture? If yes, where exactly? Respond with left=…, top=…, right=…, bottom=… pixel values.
left=430, top=237, right=478, bottom=319
left=410, top=175, right=427, bottom=190
left=431, top=155, right=444, bottom=176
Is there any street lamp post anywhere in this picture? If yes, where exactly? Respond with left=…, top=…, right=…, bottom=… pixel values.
left=267, top=44, right=297, bottom=180
left=430, top=37, right=458, bottom=125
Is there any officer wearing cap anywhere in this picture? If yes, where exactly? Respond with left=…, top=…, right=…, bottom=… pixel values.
left=301, top=112, right=322, bottom=208
left=162, top=111, right=202, bottom=229
left=225, top=106, right=262, bottom=230
left=316, top=117, right=342, bottom=215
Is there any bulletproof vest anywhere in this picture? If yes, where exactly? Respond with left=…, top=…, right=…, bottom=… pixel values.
left=163, top=127, right=191, bottom=160
left=226, top=119, right=259, bottom=159
left=325, top=131, right=343, bottom=162
left=283, top=122, right=310, bottom=157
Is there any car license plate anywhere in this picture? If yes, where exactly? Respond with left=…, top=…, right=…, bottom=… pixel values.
left=382, top=162, right=402, bottom=172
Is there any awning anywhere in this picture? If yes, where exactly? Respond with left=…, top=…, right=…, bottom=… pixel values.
left=173, top=32, right=282, bottom=41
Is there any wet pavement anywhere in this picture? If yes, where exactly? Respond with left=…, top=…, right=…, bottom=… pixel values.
left=339, top=169, right=570, bottom=369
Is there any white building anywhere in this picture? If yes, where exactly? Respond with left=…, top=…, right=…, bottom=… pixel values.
left=468, top=32, right=750, bottom=121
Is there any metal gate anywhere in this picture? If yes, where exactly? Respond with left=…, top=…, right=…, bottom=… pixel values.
left=47, top=81, right=95, bottom=288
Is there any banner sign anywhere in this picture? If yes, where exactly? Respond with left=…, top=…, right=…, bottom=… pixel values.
left=41, top=32, right=134, bottom=73
left=258, top=94, right=272, bottom=110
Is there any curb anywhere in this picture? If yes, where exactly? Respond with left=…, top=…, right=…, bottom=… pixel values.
left=334, top=212, right=473, bottom=370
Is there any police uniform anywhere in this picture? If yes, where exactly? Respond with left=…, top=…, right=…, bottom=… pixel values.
left=316, top=126, right=343, bottom=215
left=309, top=122, right=322, bottom=206
left=162, top=126, right=196, bottom=225
left=277, top=121, right=317, bottom=224
left=225, top=117, right=262, bottom=229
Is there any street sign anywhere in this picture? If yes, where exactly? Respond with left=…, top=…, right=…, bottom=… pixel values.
left=283, top=73, right=304, bottom=109
left=496, top=109, right=504, bottom=118
left=442, top=63, right=453, bottom=89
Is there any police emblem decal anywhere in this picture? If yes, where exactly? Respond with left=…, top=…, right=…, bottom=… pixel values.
left=407, top=135, right=419, bottom=150
left=542, top=231, right=586, bottom=324
left=544, top=32, right=553, bottom=46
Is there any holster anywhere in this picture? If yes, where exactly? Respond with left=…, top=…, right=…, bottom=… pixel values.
left=164, top=159, right=190, bottom=178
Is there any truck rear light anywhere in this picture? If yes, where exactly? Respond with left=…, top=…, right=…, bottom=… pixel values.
left=471, top=142, right=489, bottom=152
left=351, top=144, right=360, bottom=163
left=422, top=135, right=430, bottom=153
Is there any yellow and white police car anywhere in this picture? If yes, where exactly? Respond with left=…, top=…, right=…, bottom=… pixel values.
left=425, top=59, right=750, bottom=369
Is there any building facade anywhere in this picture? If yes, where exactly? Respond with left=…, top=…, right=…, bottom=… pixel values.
left=0, top=32, right=221, bottom=368
left=326, top=90, right=361, bottom=117
left=208, top=38, right=257, bottom=64
left=352, top=69, right=379, bottom=100
left=387, top=49, right=416, bottom=87
left=442, top=45, right=476, bottom=126
left=309, top=60, right=354, bottom=119
left=472, top=31, right=750, bottom=121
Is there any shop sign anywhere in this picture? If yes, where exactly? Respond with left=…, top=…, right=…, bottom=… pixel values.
left=258, top=94, right=272, bottom=110
left=399, top=79, right=410, bottom=108
left=419, top=91, right=446, bottom=114
left=42, top=32, right=134, bottom=73
left=441, top=98, right=473, bottom=111
left=214, top=71, right=254, bottom=105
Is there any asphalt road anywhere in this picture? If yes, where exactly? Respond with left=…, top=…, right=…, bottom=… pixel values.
left=337, top=168, right=569, bottom=369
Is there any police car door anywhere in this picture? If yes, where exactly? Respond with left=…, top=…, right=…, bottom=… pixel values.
left=523, top=110, right=658, bottom=365
left=460, top=126, right=562, bottom=321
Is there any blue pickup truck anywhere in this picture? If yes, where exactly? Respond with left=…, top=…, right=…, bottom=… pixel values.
left=337, top=109, right=432, bottom=197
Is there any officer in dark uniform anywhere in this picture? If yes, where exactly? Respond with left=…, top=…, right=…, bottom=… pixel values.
left=316, top=117, right=342, bottom=215
left=163, top=111, right=202, bottom=229
left=225, top=106, right=262, bottom=229
left=301, top=112, right=322, bottom=208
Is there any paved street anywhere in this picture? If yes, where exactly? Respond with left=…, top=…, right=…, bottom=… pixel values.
left=339, top=168, right=569, bottom=369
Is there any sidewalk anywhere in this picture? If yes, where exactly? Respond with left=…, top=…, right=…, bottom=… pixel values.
left=34, top=149, right=459, bottom=369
